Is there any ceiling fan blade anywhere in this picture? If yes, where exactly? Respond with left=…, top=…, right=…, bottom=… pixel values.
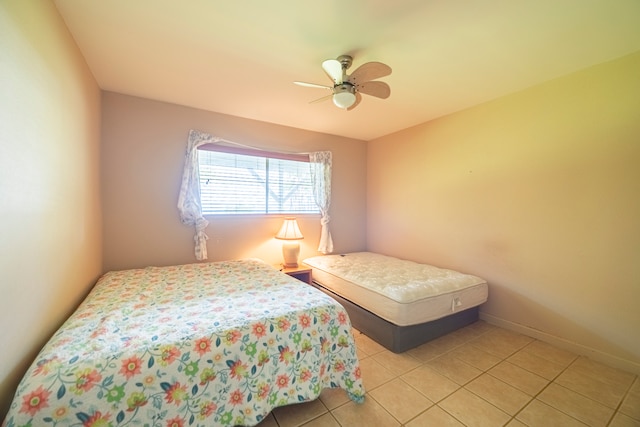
left=347, top=62, right=392, bottom=84
left=294, top=81, right=332, bottom=90
left=322, top=59, right=343, bottom=84
left=309, top=94, right=333, bottom=104
left=357, top=81, right=391, bottom=99
left=347, top=92, right=362, bottom=111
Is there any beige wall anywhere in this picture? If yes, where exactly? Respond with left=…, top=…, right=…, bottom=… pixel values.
left=0, top=0, right=102, bottom=419
left=101, top=92, right=367, bottom=272
left=368, top=51, right=640, bottom=373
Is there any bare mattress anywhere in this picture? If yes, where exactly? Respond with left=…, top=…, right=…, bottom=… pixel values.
left=303, top=252, right=488, bottom=351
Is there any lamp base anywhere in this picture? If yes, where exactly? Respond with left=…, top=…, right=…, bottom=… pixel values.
left=282, top=241, right=300, bottom=268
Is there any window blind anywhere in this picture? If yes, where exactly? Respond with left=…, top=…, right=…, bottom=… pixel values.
left=198, top=147, right=319, bottom=215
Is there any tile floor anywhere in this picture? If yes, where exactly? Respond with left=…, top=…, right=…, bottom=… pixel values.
left=259, top=321, right=640, bottom=427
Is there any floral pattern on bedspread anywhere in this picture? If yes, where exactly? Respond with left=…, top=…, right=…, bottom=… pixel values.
left=4, top=259, right=364, bottom=427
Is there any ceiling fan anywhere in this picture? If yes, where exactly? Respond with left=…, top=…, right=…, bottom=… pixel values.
left=295, top=55, right=392, bottom=110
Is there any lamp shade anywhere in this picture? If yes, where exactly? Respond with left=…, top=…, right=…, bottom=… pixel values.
left=275, top=217, right=304, bottom=240
left=333, top=91, right=356, bottom=109
left=275, top=218, right=303, bottom=268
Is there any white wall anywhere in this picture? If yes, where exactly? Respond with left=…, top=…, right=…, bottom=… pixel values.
left=367, top=51, right=640, bottom=373
left=101, top=92, right=368, bottom=272
left=0, top=1, right=102, bottom=419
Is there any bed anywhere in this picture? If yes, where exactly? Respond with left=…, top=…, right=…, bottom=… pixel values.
left=3, top=259, right=364, bottom=427
left=303, top=252, right=488, bottom=353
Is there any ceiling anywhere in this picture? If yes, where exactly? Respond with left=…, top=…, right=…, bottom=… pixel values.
left=53, top=0, right=640, bottom=141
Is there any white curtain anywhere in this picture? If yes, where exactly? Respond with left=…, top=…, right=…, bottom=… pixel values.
left=309, top=151, right=334, bottom=254
left=177, top=129, right=223, bottom=260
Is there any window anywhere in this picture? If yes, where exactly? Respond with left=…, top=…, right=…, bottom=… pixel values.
left=197, top=145, right=319, bottom=215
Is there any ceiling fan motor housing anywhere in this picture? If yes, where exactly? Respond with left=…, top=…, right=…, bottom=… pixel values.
left=333, top=83, right=356, bottom=109
left=334, top=83, right=355, bottom=93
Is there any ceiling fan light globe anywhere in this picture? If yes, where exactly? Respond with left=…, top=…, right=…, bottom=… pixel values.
left=333, top=92, right=356, bottom=109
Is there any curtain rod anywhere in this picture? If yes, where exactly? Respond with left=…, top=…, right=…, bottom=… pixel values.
left=189, top=129, right=311, bottom=155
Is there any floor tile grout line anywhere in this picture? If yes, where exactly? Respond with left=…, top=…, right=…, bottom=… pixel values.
left=403, top=327, right=575, bottom=426
left=442, top=352, right=522, bottom=427
left=508, top=355, right=608, bottom=427
left=413, top=325, right=543, bottom=424
left=460, top=327, right=630, bottom=425
left=270, top=325, right=636, bottom=427
left=558, top=356, right=635, bottom=414
left=295, top=322, right=638, bottom=427
left=354, top=329, right=481, bottom=426
left=448, top=345, right=635, bottom=427
left=605, top=375, right=639, bottom=427
left=459, top=369, right=534, bottom=426
left=399, top=327, right=523, bottom=426
left=365, top=388, right=415, bottom=426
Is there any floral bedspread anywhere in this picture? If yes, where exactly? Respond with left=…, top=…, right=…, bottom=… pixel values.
left=4, top=259, right=364, bottom=427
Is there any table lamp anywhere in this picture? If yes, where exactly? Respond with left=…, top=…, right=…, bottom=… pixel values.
left=275, top=217, right=304, bottom=268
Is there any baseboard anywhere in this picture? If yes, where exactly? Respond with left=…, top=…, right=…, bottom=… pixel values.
left=479, top=312, right=640, bottom=375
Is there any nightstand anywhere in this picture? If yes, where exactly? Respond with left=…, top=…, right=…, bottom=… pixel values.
left=279, top=264, right=312, bottom=285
